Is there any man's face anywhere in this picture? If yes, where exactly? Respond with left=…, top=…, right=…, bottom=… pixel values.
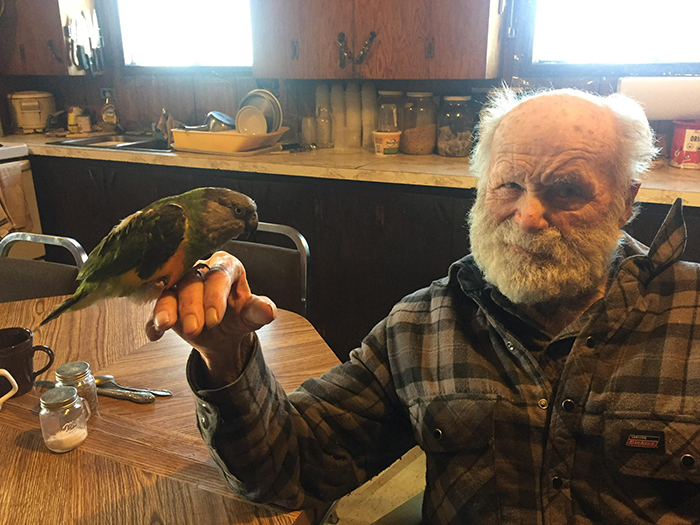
left=469, top=94, right=635, bottom=305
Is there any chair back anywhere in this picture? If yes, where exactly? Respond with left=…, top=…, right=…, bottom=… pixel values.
left=0, top=233, right=88, bottom=303
left=221, top=222, right=309, bottom=316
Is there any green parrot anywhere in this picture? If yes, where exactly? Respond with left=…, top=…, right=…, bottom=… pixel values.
left=40, top=187, right=258, bottom=326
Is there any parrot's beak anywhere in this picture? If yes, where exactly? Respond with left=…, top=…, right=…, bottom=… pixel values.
left=242, top=211, right=258, bottom=240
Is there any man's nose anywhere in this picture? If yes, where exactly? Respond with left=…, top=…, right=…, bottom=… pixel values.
left=513, top=194, right=549, bottom=233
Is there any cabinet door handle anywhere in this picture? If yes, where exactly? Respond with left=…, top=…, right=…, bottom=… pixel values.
left=337, top=32, right=353, bottom=69
left=354, top=31, right=376, bottom=64
left=47, top=40, right=64, bottom=64
left=291, top=40, right=299, bottom=60
left=19, top=44, right=26, bottom=63
left=424, top=37, right=435, bottom=59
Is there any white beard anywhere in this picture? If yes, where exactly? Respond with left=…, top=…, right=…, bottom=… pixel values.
left=467, top=196, right=624, bottom=305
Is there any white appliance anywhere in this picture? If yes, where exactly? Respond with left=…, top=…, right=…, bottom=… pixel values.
left=7, top=91, right=56, bottom=134
left=0, top=143, right=44, bottom=259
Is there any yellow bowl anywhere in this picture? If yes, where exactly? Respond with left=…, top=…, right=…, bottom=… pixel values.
left=172, top=127, right=288, bottom=154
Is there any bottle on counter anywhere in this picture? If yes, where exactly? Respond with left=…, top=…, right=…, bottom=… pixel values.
left=55, top=361, right=99, bottom=419
left=101, top=95, right=119, bottom=133
left=437, top=96, right=476, bottom=157
left=39, top=386, right=88, bottom=453
left=400, top=92, right=437, bottom=155
left=316, top=107, right=334, bottom=149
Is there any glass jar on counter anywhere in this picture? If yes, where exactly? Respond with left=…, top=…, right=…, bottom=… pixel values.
left=55, top=361, right=98, bottom=419
left=437, top=96, right=476, bottom=157
left=39, top=386, right=88, bottom=453
left=400, top=92, right=437, bottom=155
left=316, top=107, right=334, bottom=149
left=376, top=91, right=404, bottom=128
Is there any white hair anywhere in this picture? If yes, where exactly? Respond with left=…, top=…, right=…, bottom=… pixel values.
left=469, top=88, right=659, bottom=196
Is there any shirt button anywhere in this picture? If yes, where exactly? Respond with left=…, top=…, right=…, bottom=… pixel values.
left=681, top=454, right=695, bottom=468
left=585, top=336, right=596, bottom=348
left=200, top=416, right=209, bottom=429
left=538, top=399, right=549, bottom=410
left=551, top=476, right=563, bottom=489
left=506, top=341, right=514, bottom=351
left=433, top=428, right=443, bottom=441
left=561, top=399, right=575, bottom=412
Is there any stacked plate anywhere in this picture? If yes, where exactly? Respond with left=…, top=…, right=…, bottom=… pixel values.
left=235, top=89, right=284, bottom=136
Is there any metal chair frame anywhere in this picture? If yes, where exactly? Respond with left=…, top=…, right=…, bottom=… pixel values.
left=0, top=232, right=88, bottom=268
left=225, top=221, right=309, bottom=316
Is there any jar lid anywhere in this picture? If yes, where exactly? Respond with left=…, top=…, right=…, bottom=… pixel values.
left=40, top=386, right=78, bottom=409
left=407, top=92, right=433, bottom=98
left=55, top=361, right=91, bottom=382
left=377, top=91, right=403, bottom=96
left=444, top=96, right=471, bottom=101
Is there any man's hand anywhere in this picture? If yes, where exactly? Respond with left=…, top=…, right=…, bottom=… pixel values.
left=145, top=251, right=277, bottom=387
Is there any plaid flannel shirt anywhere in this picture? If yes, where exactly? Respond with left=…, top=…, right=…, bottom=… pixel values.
left=189, top=199, right=700, bottom=524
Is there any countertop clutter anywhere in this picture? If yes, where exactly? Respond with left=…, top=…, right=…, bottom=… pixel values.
left=2, top=133, right=700, bottom=206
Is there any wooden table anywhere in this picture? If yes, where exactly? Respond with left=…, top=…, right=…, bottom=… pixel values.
left=0, top=296, right=341, bottom=525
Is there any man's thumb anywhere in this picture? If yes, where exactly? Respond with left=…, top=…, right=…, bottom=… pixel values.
left=241, top=295, right=277, bottom=331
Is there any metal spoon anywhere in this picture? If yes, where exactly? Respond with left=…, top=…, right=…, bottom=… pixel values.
left=94, top=374, right=172, bottom=397
left=97, top=387, right=155, bottom=404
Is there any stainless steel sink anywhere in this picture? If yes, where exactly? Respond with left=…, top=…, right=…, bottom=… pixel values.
left=49, top=135, right=171, bottom=152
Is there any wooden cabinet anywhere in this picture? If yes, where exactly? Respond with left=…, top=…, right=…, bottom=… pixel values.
left=252, top=0, right=354, bottom=79
left=0, top=0, right=68, bottom=75
left=251, top=0, right=503, bottom=80
left=353, top=0, right=431, bottom=79
left=0, top=0, right=99, bottom=75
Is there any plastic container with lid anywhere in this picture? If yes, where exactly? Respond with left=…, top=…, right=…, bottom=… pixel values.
left=39, top=386, right=88, bottom=453
left=437, top=96, right=476, bottom=157
left=400, top=92, right=437, bottom=155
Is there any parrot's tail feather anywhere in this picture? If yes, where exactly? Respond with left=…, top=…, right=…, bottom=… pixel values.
left=40, top=291, right=88, bottom=326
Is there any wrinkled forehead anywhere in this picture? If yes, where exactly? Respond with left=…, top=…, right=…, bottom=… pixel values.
left=492, top=94, right=617, bottom=161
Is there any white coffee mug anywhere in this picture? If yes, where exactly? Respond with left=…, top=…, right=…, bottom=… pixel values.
left=0, top=368, right=19, bottom=410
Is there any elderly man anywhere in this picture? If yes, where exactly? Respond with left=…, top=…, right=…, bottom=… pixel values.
left=148, top=89, right=699, bottom=524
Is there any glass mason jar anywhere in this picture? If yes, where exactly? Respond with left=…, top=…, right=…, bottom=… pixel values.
left=55, top=361, right=98, bottom=419
left=39, top=386, right=88, bottom=453
left=437, top=96, right=476, bottom=157
left=400, top=92, right=437, bottom=155
left=376, top=91, right=404, bottom=129
left=316, top=107, right=334, bottom=149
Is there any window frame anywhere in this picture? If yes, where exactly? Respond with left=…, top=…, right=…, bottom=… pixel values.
left=513, top=0, right=700, bottom=78
left=112, top=0, right=254, bottom=76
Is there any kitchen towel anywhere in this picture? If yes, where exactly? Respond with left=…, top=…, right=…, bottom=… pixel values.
left=0, top=163, right=33, bottom=237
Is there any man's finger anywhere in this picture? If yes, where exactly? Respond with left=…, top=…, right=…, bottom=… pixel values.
left=203, top=265, right=233, bottom=329
left=153, top=289, right=178, bottom=332
left=177, top=269, right=206, bottom=337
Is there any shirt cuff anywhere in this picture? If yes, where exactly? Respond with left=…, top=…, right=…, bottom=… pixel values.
left=186, top=334, right=267, bottom=421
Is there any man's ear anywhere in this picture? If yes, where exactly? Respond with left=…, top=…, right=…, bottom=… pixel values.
left=619, top=180, right=641, bottom=227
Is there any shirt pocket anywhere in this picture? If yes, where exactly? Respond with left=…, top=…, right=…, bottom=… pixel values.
left=601, top=411, right=700, bottom=523
left=409, top=394, right=497, bottom=453
left=409, top=395, right=499, bottom=522
left=603, top=411, right=700, bottom=483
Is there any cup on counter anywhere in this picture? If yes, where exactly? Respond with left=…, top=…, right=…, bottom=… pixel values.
left=0, top=327, right=55, bottom=399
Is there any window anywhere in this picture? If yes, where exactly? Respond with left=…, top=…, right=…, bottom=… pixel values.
left=117, top=0, right=253, bottom=68
left=524, top=0, right=699, bottom=75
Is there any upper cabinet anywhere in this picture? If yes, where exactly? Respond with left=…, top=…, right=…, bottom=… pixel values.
left=0, top=0, right=67, bottom=75
left=251, top=0, right=504, bottom=79
left=0, top=0, right=101, bottom=76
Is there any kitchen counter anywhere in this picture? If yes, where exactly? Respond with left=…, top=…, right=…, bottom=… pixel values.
left=3, top=133, right=700, bottom=206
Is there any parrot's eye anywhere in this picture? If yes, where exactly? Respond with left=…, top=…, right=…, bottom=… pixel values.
left=234, top=207, right=243, bottom=215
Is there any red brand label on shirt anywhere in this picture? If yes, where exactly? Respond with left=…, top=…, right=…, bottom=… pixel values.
left=625, top=434, right=661, bottom=449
